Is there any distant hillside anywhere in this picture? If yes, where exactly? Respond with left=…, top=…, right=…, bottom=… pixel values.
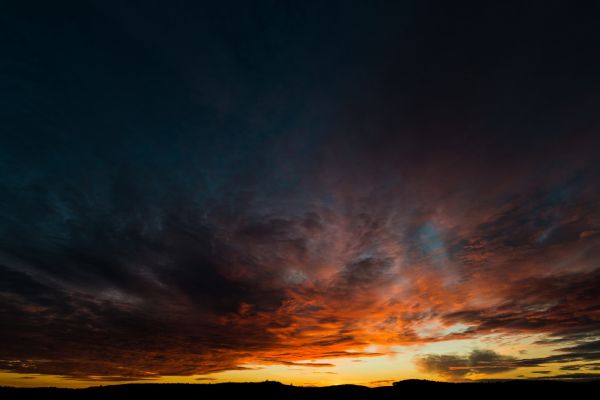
left=1, top=380, right=599, bottom=400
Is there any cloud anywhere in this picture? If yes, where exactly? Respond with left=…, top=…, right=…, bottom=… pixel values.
left=442, top=269, right=600, bottom=339
left=415, top=350, right=517, bottom=379
left=268, top=361, right=335, bottom=368
left=560, top=363, right=600, bottom=371
left=513, top=339, right=600, bottom=368
left=546, top=373, right=600, bottom=380
left=368, top=379, right=394, bottom=385
left=416, top=340, right=600, bottom=380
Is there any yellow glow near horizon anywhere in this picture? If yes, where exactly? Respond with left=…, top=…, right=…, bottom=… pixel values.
left=0, top=334, right=578, bottom=388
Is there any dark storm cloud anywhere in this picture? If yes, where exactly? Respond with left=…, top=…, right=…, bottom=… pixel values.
left=442, top=268, right=600, bottom=338
left=1, top=0, right=600, bottom=380
left=515, top=340, right=600, bottom=367
left=559, top=341, right=600, bottom=353
left=560, top=363, right=600, bottom=372
left=415, top=350, right=517, bottom=379
left=417, top=340, right=600, bottom=379
left=544, top=373, right=600, bottom=380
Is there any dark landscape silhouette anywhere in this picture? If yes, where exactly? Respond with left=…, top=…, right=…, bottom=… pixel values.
left=1, top=379, right=599, bottom=400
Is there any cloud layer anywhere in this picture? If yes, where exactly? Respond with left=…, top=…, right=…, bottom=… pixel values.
left=1, top=1, right=600, bottom=381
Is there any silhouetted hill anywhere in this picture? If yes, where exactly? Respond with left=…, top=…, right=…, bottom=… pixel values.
left=1, top=379, right=598, bottom=400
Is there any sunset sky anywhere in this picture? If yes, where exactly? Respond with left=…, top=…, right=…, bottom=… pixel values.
left=1, top=1, right=600, bottom=388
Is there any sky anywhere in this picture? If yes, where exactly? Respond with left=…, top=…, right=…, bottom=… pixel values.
left=1, top=0, right=600, bottom=388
